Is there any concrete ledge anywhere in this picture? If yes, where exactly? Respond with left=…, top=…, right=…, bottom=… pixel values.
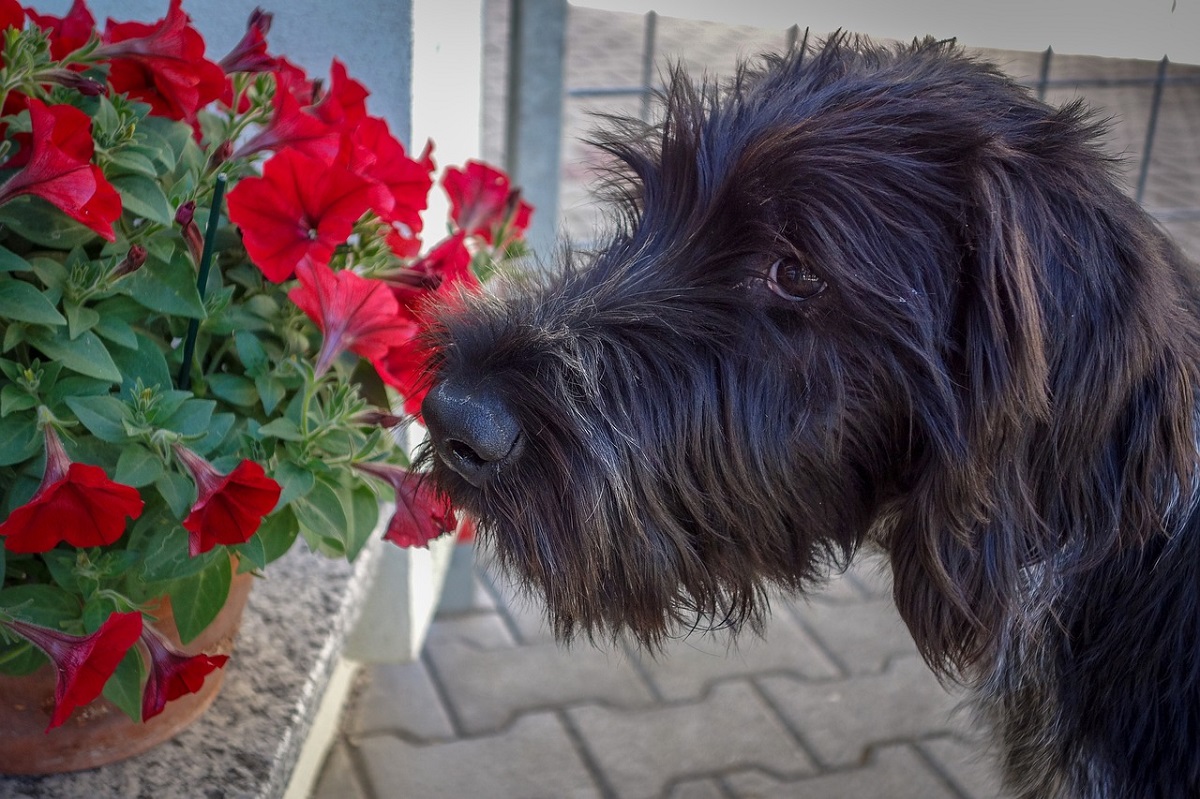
left=0, top=539, right=381, bottom=799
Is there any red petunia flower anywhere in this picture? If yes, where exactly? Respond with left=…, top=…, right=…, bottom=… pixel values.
left=172, top=446, right=282, bottom=557
left=0, top=426, right=143, bottom=553
left=311, top=59, right=369, bottom=128
left=225, top=148, right=388, bottom=282
left=96, top=0, right=225, bottom=127
left=139, top=626, right=228, bottom=721
left=0, top=98, right=122, bottom=241
left=385, top=231, right=474, bottom=311
left=2, top=611, right=144, bottom=731
left=216, top=7, right=274, bottom=74
left=230, top=80, right=341, bottom=163
left=27, top=0, right=94, bottom=61
left=442, top=160, right=533, bottom=245
left=0, top=0, right=23, bottom=36
left=346, top=119, right=433, bottom=252
left=353, top=462, right=457, bottom=548
left=373, top=233, right=476, bottom=416
left=288, top=258, right=419, bottom=376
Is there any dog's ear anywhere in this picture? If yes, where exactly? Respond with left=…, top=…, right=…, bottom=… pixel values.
left=887, top=106, right=1200, bottom=675
left=887, top=154, right=1054, bottom=675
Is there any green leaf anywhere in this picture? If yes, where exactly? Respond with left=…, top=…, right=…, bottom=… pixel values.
left=342, top=482, right=380, bottom=561
left=155, top=471, right=195, bottom=519
left=136, top=524, right=221, bottom=584
left=111, top=174, right=174, bottom=225
left=65, top=302, right=101, bottom=339
left=255, top=375, right=287, bottom=416
left=259, top=509, right=298, bottom=567
left=109, top=332, right=172, bottom=394
left=0, top=245, right=31, bottom=273
left=0, top=410, right=41, bottom=466
left=41, top=550, right=82, bottom=594
left=106, top=148, right=160, bottom=179
left=0, top=280, right=66, bottom=326
left=257, top=417, right=303, bottom=441
left=0, top=196, right=100, bottom=249
left=0, top=384, right=36, bottom=416
left=116, top=444, right=164, bottom=487
left=159, top=398, right=215, bottom=437
left=273, top=460, right=316, bottom=507
left=119, top=252, right=206, bottom=318
left=191, top=412, right=235, bottom=456
left=103, top=645, right=146, bottom=723
left=25, top=326, right=120, bottom=383
left=205, top=373, right=258, bottom=407
left=294, top=476, right=348, bottom=553
left=167, top=555, right=232, bottom=645
left=0, top=584, right=80, bottom=626
left=234, top=331, right=268, bottom=373
left=92, top=314, right=139, bottom=349
left=65, top=395, right=130, bottom=443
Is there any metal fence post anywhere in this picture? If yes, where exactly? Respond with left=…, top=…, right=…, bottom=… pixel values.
left=1136, top=56, right=1170, bottom=206
left=505, top=0, right=568, bottom=260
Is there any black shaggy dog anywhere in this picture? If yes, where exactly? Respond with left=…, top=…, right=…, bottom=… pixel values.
left=420, top=35, right=1200, bottom=799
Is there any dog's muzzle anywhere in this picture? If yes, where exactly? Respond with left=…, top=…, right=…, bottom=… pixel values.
left=422, top=380, right=522, bottom=487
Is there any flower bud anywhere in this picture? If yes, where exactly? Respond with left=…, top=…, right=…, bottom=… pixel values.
left=175, top=201, right=204, bottom=264
left=111, top=244, right=148, bottom=278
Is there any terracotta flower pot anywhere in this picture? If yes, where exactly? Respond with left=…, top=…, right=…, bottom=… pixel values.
left=0, top=570, right=254, bottom=775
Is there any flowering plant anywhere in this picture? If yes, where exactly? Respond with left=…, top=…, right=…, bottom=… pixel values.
left=0, top=0, right=528, bottom=730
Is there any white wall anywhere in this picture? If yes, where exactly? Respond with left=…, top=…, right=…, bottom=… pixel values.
left=583, top=0, right=1200, bottom=63
left=33, top=0, right=416, bottom=137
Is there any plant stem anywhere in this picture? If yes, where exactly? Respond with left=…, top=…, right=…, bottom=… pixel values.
left=177, top=174, right=227, bottom=391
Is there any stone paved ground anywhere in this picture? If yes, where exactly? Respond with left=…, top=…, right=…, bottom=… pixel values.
left=315, top=551, right=1004, bottom=799
left=312, top=4, right=1200, bottom=798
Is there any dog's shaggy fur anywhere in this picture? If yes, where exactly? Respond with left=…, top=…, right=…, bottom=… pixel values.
left=420, top=35, right=1200, bottom=798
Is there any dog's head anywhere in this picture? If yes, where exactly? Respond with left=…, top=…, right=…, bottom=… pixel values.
left=419, top=36, right=1200, bottom=662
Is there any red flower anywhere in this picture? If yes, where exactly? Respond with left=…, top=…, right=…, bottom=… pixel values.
left=443, top=160, right=533, bottom=245
left=96, top=0, right=225, bottom=126
left=216, top=8, right=274, bottom=74
left=2, top=611, right=144, bottom=731
left=311, top=59, right=369, bottom=128
left=0, top=0, right=23, bottom=36
left=354, top=462, right=456, bottom=548
left=225, top=148, right=388, bottom=282
left=230, top=81, right=341, bottom=163
left=385, top=231, right=474, bottom=311
left=347, top=119, right=433, bottom=252
left=139, top=626, right=228, bottom=721
left=0, top=426, right=143, bottom=553
left=0, top=98, right=121, bottom=241
left=27, top=0, right=94, bottom=61
left=172, top=446, right=282, bottom=557
left=288, top=258, right=419, bottom=376
left=374, top=233, right=476, bottom=416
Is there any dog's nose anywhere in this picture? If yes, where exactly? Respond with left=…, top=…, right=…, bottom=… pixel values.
left=422, top=381, right=521, bottom=486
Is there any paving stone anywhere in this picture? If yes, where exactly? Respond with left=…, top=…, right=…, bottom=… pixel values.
left=758, top=656, right=966, bottom=768
left=424, top=609, right=516, bottom=651
left=485, top=566, right=561, bottom=645
left=920, top=735, right=1007, bottom=799
left=310, top=740, right=369, bottom=799
left=725, top=745, right=960, bottom=799
left=666, top=778, right=727, bottom=799
left=630, top=609, right=839, bottom=701
left=355, top=712, right=602, bottom=799
left=427, top=635, right=655, bottom=734
left=349, top=660, right=456, bottom=740
left=791, top=597, right=921, bottom=674
left=568, top=680, right=816, bottom=799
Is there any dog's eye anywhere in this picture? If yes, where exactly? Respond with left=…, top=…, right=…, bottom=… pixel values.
left=768, top=258, right=826, bottom=301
